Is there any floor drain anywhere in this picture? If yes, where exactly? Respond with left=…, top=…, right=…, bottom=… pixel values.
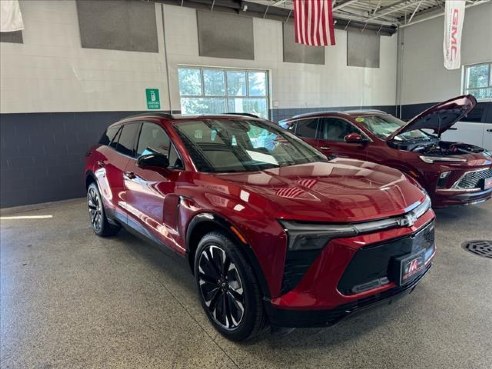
left=462, top=240, right=492, bottom=259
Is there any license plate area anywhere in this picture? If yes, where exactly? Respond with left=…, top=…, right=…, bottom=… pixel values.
left=390, top=249, right=426, bottom=286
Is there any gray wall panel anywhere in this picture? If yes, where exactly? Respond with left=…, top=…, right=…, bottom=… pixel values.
left=76, top=0, right=158, bottom=53
left=0, top=111, right=163, bottom=208
left=197, top=10, right=254, bottom=60
left=283, top=22, right=325, bottom=65
left=347, top=30, right=380, bottom=68
left=0, top=31, right=23, bottom=43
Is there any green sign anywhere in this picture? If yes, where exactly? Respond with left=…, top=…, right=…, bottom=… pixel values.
left=146, top=88, right=160, bottom=110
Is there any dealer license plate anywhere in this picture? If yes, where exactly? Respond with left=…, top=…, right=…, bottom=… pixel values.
left=398, top=250, right=426, bottom=286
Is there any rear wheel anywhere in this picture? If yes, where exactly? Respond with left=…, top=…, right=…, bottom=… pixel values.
left=194, top=231, right=266, bottom=341
left=87, top=182, right=120, bottom=237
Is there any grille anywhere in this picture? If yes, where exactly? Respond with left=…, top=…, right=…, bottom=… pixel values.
left=454, top=168, right=492, bottom=189
left=338, top=221, right=435, bottom=295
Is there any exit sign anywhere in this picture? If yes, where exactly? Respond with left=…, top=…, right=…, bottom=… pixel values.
left=146, top=88, right=160, bottom=110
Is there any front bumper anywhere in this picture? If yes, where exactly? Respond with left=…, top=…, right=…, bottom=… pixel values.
left=265, top=265, right=430, bottom=328
left=434, top=187, right=492, bottom=206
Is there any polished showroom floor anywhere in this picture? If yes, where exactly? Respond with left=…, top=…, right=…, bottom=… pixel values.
left=1, top=199, right=491, bottom=369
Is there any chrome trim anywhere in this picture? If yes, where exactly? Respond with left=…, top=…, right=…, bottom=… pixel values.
left=280, top=196, right=431, bottom=250
left=437, top=188, right=482, bottom=193
left=451, top=168, right=491, bottom=189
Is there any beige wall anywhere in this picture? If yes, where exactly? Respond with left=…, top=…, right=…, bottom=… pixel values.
left=400, top=2, right=492, bottom=105
left=0, top=0, right=398, bottom=114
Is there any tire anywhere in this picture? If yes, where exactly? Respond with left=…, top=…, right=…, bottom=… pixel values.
left=87, top=182, right=120, bottom=237
left=194, top=231, right=266, bottom=342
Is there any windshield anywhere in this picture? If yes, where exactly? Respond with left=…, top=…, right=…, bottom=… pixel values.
left=173, top=119, right=327, bottom=173
left=357, top=115, right=432, bottom=141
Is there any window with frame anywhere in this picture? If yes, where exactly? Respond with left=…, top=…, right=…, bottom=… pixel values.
left=116, top=124, right=140, bottom=157
left=295, top=119, right=319, bottom=139
left=178, top=67, right=269, bottom=119
left=319, top=118, right=363, bottom=141
left=136, top=123, right=183, bottom=169
left=463, top=62, right=492, bottom=101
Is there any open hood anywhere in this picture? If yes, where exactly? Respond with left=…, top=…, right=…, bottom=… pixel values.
left=387, top=95, right=477, bottom=141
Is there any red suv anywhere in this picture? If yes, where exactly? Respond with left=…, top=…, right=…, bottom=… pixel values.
left=280, top=95, right=492, bottom=207
left=85, top=114, right=435, bottom=341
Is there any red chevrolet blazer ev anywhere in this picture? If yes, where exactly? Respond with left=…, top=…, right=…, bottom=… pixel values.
left=85, top=113, right=435, bottom=341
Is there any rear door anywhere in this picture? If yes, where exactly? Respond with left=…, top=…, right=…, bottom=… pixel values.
left=290, top=118, right=320, bottom=148
left=95, top=123, right=140, bottom=224
left=124, top=121, right=185, bottom=253
left=317, top=117, right=369, bottom=159
left=107, top=122, right=141, bottom=224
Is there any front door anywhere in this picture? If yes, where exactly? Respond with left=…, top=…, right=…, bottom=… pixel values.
left=124, top=121, right=185, bottom=253
left=317, top=117, right=369, bottom=160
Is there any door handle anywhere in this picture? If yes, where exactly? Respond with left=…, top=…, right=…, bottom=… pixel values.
left=320, top=146, right=331, bottom=150
left=96, top=160, right=106, bottom=168
left=123, top=171, right=136, bottom=180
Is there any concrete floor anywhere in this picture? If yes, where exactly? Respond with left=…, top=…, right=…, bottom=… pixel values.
left=1, top=199, right=491, bottom=369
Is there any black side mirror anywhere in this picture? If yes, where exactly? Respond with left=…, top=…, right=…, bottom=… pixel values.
left=137, top=153, right=169, bottom=168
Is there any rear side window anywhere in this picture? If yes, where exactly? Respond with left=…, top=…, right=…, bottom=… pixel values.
left=99, top=125, right=120, bottom=146
left=116, top=123, right=140, bottom=157
left=295, top=119, right=319, bottom=138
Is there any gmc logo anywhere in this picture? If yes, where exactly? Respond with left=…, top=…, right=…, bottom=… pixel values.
left=450, top=8, right=460, bottom=60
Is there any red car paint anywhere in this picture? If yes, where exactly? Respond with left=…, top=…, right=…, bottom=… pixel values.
left=85, top=114, right=435, bottom=327
left=281, top=95, right=492, bottom=207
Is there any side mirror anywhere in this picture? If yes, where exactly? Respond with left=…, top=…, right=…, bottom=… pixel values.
left=137, top=153, right=169, bottom=168
left=344, top=133, right=367, bottom=144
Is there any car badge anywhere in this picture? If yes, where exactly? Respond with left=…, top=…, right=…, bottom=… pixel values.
left=398, top=213, right=416, bottom=227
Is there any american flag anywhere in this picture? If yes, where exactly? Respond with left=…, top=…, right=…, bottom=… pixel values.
left=293, top=0, right=336, bottom=46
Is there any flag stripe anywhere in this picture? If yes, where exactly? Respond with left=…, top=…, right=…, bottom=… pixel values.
left=293, top=0, right=335, bottom=46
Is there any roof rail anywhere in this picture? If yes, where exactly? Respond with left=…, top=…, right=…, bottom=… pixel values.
left=291, top=110, right=340, bottom=119
left=119, top=112, right=174, bottom=121
left=343, top=109, right=388, bottom=114
left=225, top=112, right=260, bottom=118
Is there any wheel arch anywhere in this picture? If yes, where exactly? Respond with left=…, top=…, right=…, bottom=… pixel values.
left=85, top=171, right=97, bottom=189
left=186, top=213, right=271, bottom=299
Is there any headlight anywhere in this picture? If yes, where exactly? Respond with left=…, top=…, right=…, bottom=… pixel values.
left=280, top=195, right=432, bottom=251
left=419, top=156, right=466, bottom=164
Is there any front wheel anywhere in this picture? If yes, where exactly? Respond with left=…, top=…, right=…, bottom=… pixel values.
left=194, top=232, right=266, bottom=341
left=87, top=182, right=120, bottom=237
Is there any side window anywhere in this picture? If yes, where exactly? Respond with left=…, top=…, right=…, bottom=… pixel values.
left=295, top=119, right=319, bottom=138
left=116, top=123, right=140, bottom=157
left=137, top=123, right=170, bottom=157
left=99, top=125, right=120, bottom=146
left=320, top=118, right=361, bottom=141
left=109, top=126, right=122, bottom=149
left=168, top=145, right=183, bottom=169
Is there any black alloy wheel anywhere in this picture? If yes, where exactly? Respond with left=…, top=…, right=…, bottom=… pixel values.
left=87, top=182, right=120, bottom=237
left=198, top=244, right=245, bottom=329
left=194, top=232, right=266, bottom=341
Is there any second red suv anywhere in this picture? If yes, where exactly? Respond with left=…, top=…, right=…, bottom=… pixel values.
left=85, top=113, right=435, bottom=341
left=280, top=95, right=492, bottom=207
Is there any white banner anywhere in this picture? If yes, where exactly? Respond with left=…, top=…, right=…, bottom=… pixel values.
left=1, top=0, right=24, bottom=32
left=443, top=0, right=466, bottom=70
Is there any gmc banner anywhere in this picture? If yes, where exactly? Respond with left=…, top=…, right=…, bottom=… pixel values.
left=443, top=0, right=466, bottom=70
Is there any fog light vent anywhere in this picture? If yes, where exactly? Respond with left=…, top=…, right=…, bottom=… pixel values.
left=462, top=240, right=492, bottom=259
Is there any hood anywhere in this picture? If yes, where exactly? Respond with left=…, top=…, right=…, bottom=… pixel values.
left=210, top=159, right=427, bottom=223
left=387, top=95, right=477, bottom=141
